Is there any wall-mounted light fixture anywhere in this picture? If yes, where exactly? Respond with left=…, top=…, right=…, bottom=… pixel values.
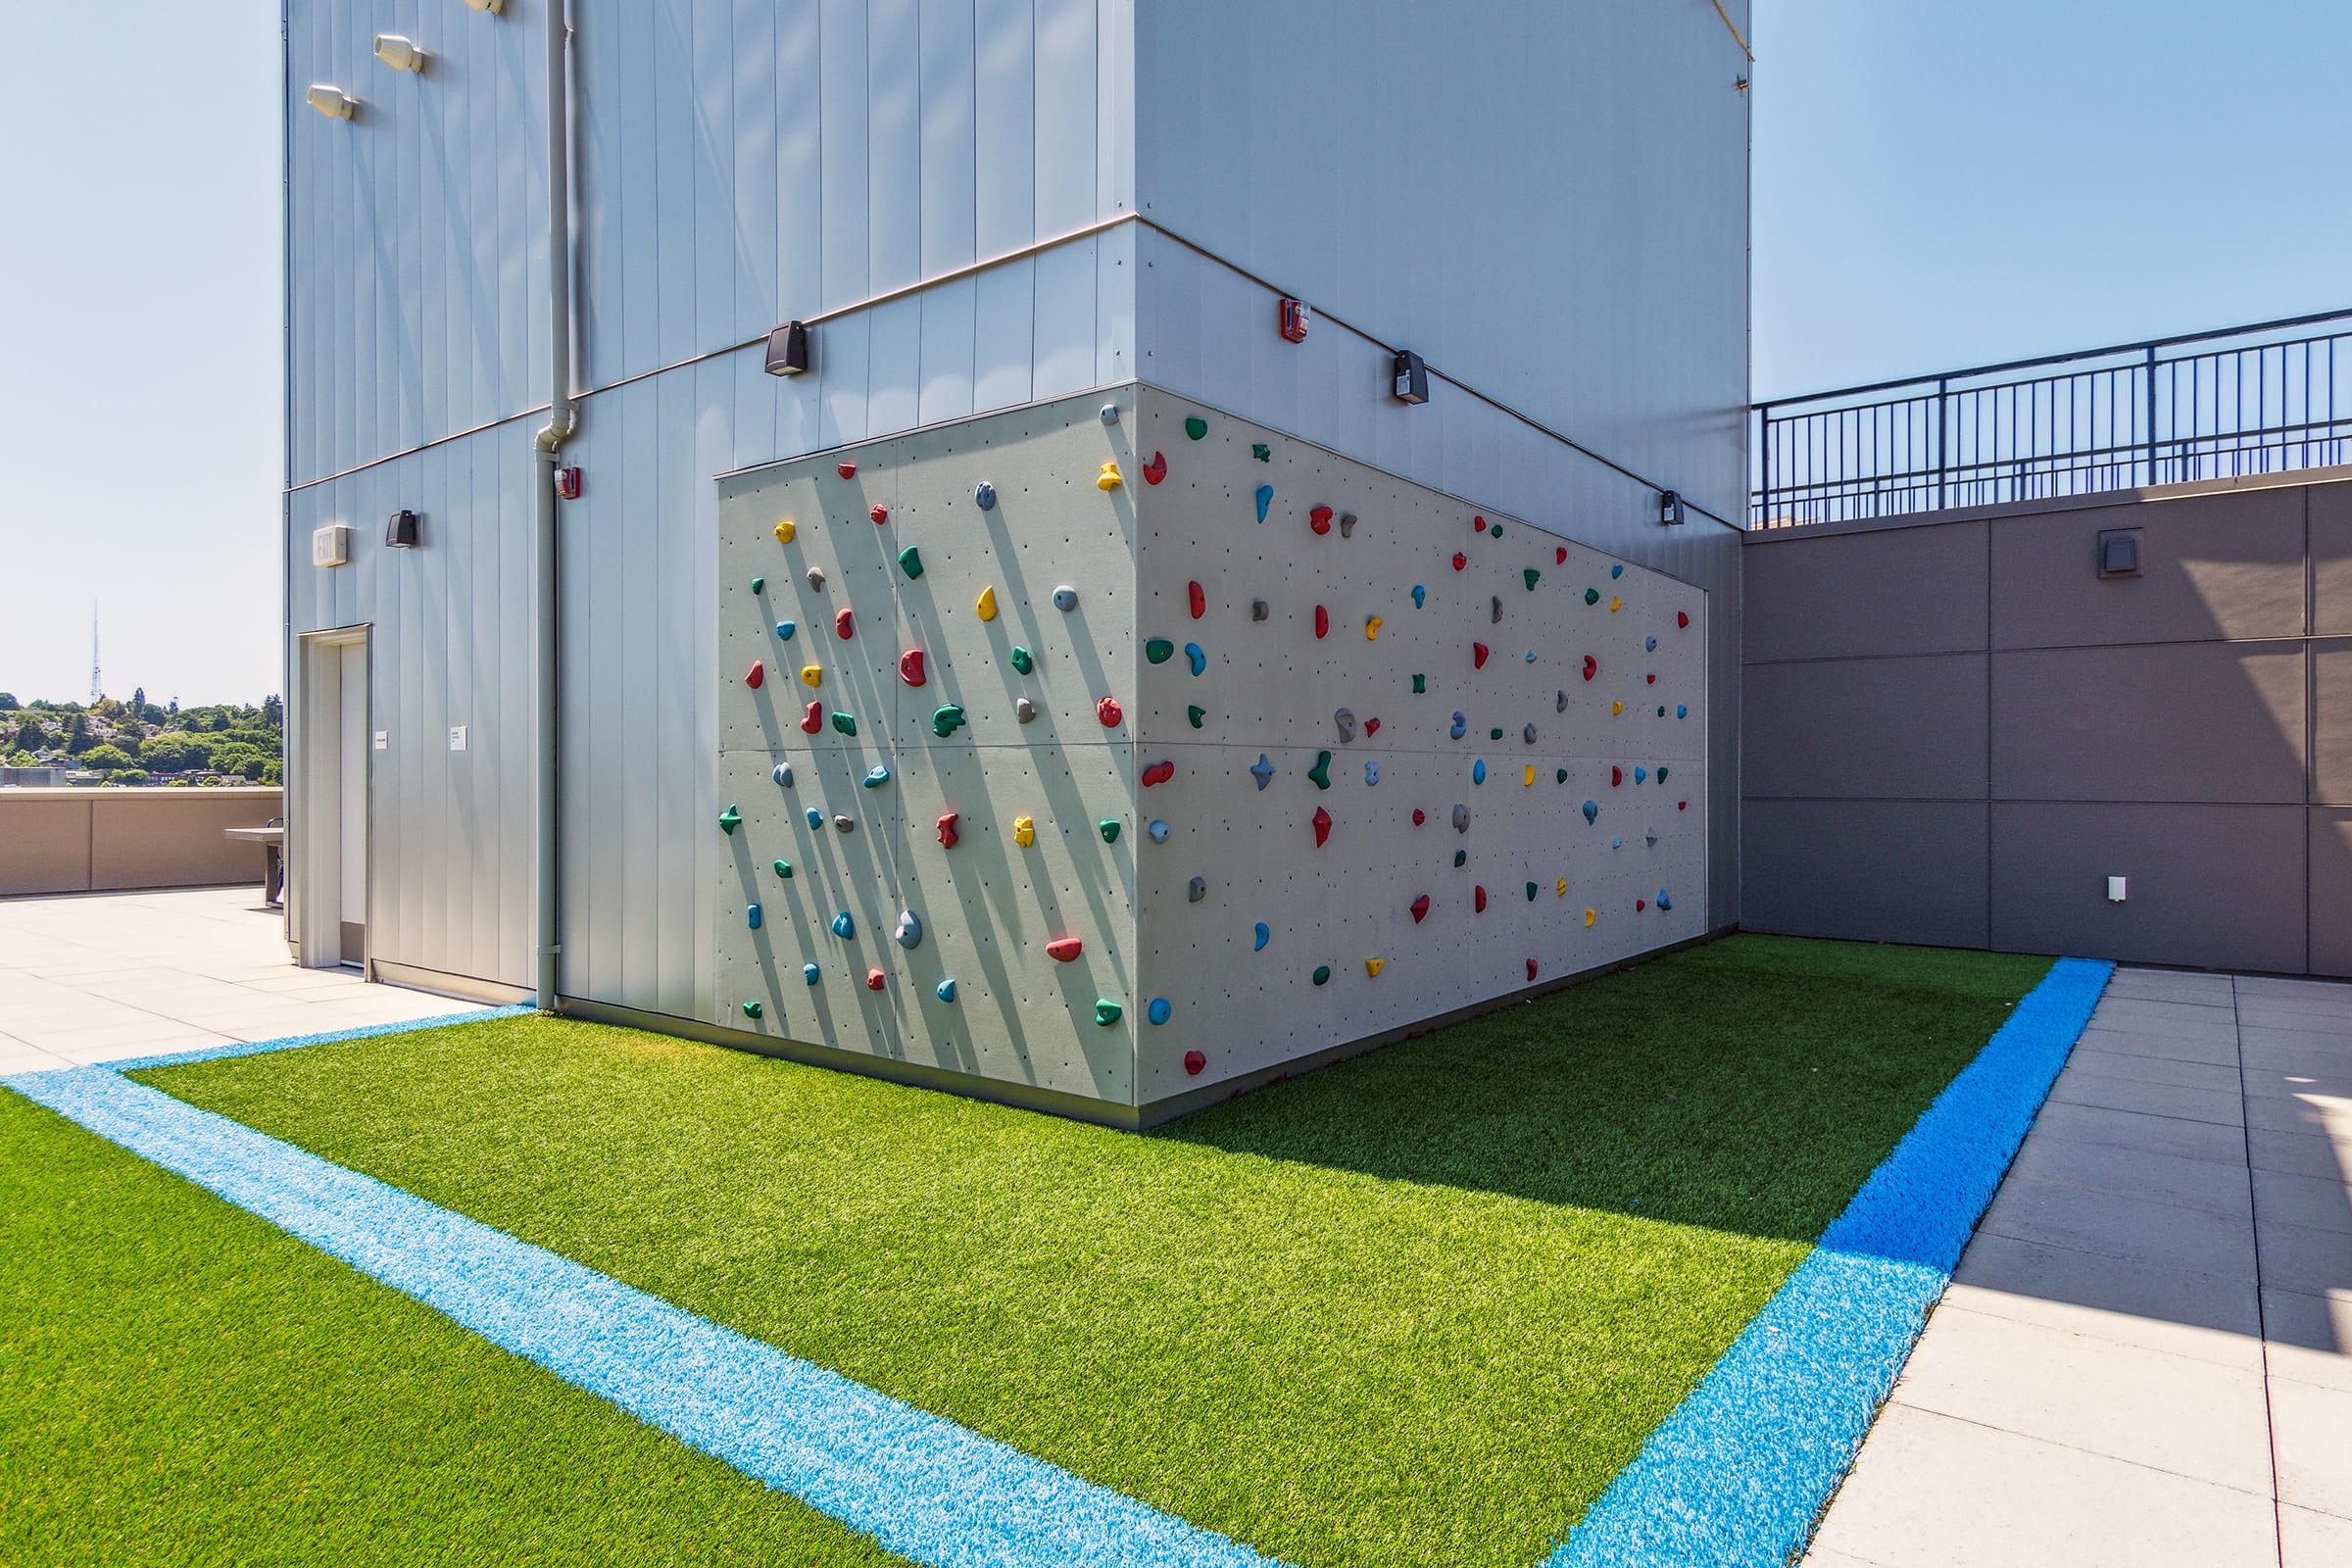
left=305, top=84, right=358, bottom=120
left=385, top=510, right=420, bottom=549
left=1392, top=349, right=1429, bottom=405
left=1659, top=489, right=1685, bottom=527
left=764, top=319, right=810, bottom=376
left=372, top=34, right=427, bottom=73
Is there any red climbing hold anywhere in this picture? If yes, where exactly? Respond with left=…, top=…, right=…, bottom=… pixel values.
left=835, top=607, right=855, bottom=639
left=1527, top=957, right=1540, bottom=981
left=1141, top=760, right=1175, bottom=788
left=1047, top=936, right=1084, bottom=963
left=1362, top=717, right=1380, bottom=737
left=1472, top=514, right=1488, bottom=535
left=1412, top=808, right=1427, bottom=826
left=1314, top=606, right=1330, bottom=639
left=936, top=811, right=959, bottom=849
left=1473, top=643, right=1491, bottom=669
left=1474, top=885, right=1489, bottom=913
left=1410, top=895, right=1431, bottom=923
left=1184, top=1049, right=1206, bottom=1075
left=1678, top=611, right=1690, bottom=628
left=801, top=701, right=824, bottom=734
left=1646, top=672, right=1656, bottom=685
left=1309, top=506, right=1334, bottom=536
left=1555, top=547, right=1568, bottom=564
left=1312, top=807, right=1333, bottom=847
left=1452, top=552, right=1468, bottom=572
left=899, top=649, right=927, bottom=686
left=745, top=660, right=765, bottom=690
left=1611, top=765, right=1623, bottom=787
left=1188, top=581, right=1206, bottom=619
left=1583, top=656, right=1597, bottom=681
left=868, top=504, right=889, bottom=525
left=1143, top=451, right=1168, bottom=485
left=836, top=461, right=858, bottom=479
left=1636, top=899, right=1647, bottom=912
left=866, top=967, right=887, bottom=991
left=1678, top=800, right=1689, bottom=811
left=1097, top=696, right=1124, bottom=728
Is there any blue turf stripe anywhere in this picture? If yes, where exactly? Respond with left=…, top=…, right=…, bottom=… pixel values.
left=1548, top=956, right=2114, bottom=1568
left=2, top=1063, right=1291, bottom=1568
left=103, top=1004, right=533, bottom=1075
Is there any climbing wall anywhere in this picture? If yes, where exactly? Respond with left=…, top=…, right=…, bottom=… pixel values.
left=1127, top=390, right=1709, bottom=1102
left=714, top=385, right=1708, bottom=1119
left=714, top=390, right=1142, bottom=1103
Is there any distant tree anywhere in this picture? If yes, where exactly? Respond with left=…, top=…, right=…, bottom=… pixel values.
left=138, top=732, right=211, bottom=772
left=5, top=750, right=34, bottom=768
left=8, top=716, right=51, bottom=753
left=130, top=686, right=146, bottom=712
left=77, top=743, right=135, bottom=771
left=0, top=692, right=17, bottom=710
left=103, top=768, right=148, bottom=786
left=167, top=697, right=179, bottom=717
left=64, top=712, right=91, bottom=755
left=260, top=760, right=282, bottom=787
left=261, top=694, right=284, bottom=728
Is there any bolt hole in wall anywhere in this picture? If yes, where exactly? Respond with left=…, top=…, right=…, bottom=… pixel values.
left=712, top=389, right=1707, bottom=1118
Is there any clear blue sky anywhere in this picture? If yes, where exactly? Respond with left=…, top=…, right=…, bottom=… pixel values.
left=1, top=2, right=2345, bottom=704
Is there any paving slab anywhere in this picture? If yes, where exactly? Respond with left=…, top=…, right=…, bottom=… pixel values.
left=2061, top=1046, right=2242, bottom=1093
left=2069, top=1024, right=2242, bottom=1067
left=2046, top=1068, right=2245, bottom=1126
left=2027, top=1099, right=2252, bottom=1163
left=2003, top=1136, right=2252, bottom=1220
left=2270, top=1375, right=2352, bottom=1521
left=2280, top=1503, right=2352, bottom=1568
left=1979, top=1174, right=2255, bottom=1280
left=2264, top=1287, right=2352, bottom=1393
left=2246, top=1094, right=2352, bottom=1140
left=2260, top=1217, right=2352, bottom=1298
left=2254, top=1168, right=2352, bottom=1237
left=1951, top=1230, right=2262, bottom=1347
left=2248, top=1126, right=2352, bottom=1181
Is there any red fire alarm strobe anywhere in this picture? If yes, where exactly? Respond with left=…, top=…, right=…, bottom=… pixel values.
left=1278, top=296, right=1310, bottom=344
left=555, top=466, right=583, bottom=500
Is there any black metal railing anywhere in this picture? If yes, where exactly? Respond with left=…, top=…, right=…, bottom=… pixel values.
left=1752, top=308, right=2352, bottom=528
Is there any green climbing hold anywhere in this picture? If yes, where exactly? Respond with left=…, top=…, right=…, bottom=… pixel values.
left=772, top=858, right=794, bottom=879
left=1657, top=706, right=1667, bottom=717
left=1312, top=964, right=1332, bottom=987
left=1251, top=443, right=1271, bottom=462
left=898, top=545, right=924, bottom=579
left=1524, top=568, right=1541, bottom=590
left=718, top=806, right=743, bottom=835
left=1094, top=999, right=1124, bottom=1027
left=1453, top=849, right=1467, bottom=868
left=1585, top=587, right=1600, bottom=606
left=831, top=711, right=857, bottom=736
left=931, top=703, right=966, bottom=738
left=1187, top=705, right=1205, bottom=729
left=1099, top=819, right=1121, bottom=844
left=742, top=1000, right=763, bottom=1019
left=1306, top=752, right=1332, bottom=790
left=750, top=576, right=765, bottom=595
left=1526, top=882, right=1539, bottom=901
left=1009, top=646, right=1034, bottom=674
left=1490, top=523, right=1502, bottom=539
left=1490, top=727, right=1504, bottom=741
left=1145, top=638, right=1175, bottom=664
left=1185, top=416, right=1208, bottom=440
left=1658, top=765, right=1669, bottom=782
left=1555, top=768, right=1568, bottom=784
left=1412, top=673, right=1426, bottom=695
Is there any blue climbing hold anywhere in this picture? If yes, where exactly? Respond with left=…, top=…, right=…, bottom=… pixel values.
left=1678, top=704, right=1689, bottom=718
left=1053, top=585, right=1078, bottom=612
left=804, top=962, right=821, bottom=985
left=1449, top=711, right=1467, bottom=740
left=1253, top=921, right=1271, bottom=952
left=1254, top=484, right=1272, bottom=523
left=1645, top=635, right=1658, bottom=652
left=973, top=481, right=997, bottom=511
left=1612, top=837, right=1625, bottom=850
left=862, top=764, right=891, bottom=789
left=1411, top=585, right=1427, bottom=609
left=895, top=909, right=923, bottom=949
left=1147, top=997, right=1172, bottom=1025
left=747, top=903, right=762, bottom=930
left=1250, top=755, right=1274, bottom=790
left=1611, top=564, right=1625, bottom=578
left=1657, top=890, right=1673, bottom=911
left=1185, top=642, right=1205, bottom=676
left=776, top=620, right=797, bottom=641
left=936, top=978, right=957, bottom=1002
left=1148, top=818, right=1170, bottom=843
left=830, top=911, right=855, bottom=939
left=1635, top=767, right=1647, bottom=783
left=805, top=807, right=824, bottom=829
left=1582, top=800, right=1598, bottom=824
left=1365, top=760, right=1380, bottom=785
left=1472, top=759, right=1488, bottom=785
left=772, top=761, right=794, bottom=787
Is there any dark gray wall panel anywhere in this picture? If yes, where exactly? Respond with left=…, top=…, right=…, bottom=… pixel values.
left=1990, top=803, right=2306, bottom=972
left=2310, top=809, right=2352, bottom=977
left=1990, top=642, right=2307, bottom=804
left=2312, top=481, right=2352, bottom=636
left=1742, top=800, right=1988, bottom=949
left=1989, top=488, right=2306, bottom=650
left=2313, top=641, right=2352, bottom=807
left=1743, top=523, right=1986, bottom=663
left=1743, top=656, right=1987, bottom=801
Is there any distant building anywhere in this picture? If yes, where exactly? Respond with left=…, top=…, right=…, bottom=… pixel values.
left=0, top=767, right=70, bottom=788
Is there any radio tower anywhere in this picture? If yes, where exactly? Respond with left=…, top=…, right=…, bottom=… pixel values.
left=89, top=605, right=102, bottom=704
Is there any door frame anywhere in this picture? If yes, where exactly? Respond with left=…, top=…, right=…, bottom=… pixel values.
left=291, top=625, right=372, bottom=974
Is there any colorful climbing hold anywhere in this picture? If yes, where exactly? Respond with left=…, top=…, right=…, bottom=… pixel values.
left=1312, top=965, right=1332, bottom=987
left=1013, top=815, right=1036, bottom=848
left=1184, top=1049, right=1207, bottom=1074
left=935, top=812, right=959, bottom=849
left=1314, top=606, right=1330, bottom=639
left=1047, top=936, right=1083, bottom=962
left=1053, top=585, right=1078, bottom=612
left=750, top=575, right=765, bottom=596
left=1677, top=705, right=1689, bottom=719
left=1143, top=452, right=1167, bottom=485
left=1413, top=673, right=1427, bottom=694
left=937, top=979, right=958, bottom=1003
left=747, top=903, right=762, bottom=930
left=832, top=711, right=857, bottom=737
left=1526, top=957, right=1539, bottom=981
left=776, top=619, right=797, bottom=641
left=1306, top=752, right=1331, bottom=790
left=971, top=480, right=997, bottom=511
left=1009, top=645, right=1034, bottom=674
left=1454, top=850, right=1467, bottom=867
left=1099, top=819, right=1121, bottom=844
left=1185, top=416, right=1208, bottom=440
left=898, top=545, right=924, bottom=579
left=1365, top=760, right=1380, bottom=785
left=1412, top=585, right=1427, bottom=609
left=1186, top=581, right=1205, bottom=619
left=1645, top=635, right=1659, bottom=652
left=931, top=703, right=966, bottom=738
left=1474, top=885, right=1489, bottom=913
left=774, top=518, right=796, bottom=544
left=894, top=909, right=923, bottom=949
left=1611, top=564, right=1625, bottom=580
left=1254, top=922, right=1271, bottom=952
left=1635, top=766, right=1648, bottom=783
left=1364, top=957, right=1386, bottom=978
left=1472, top=759, right=1488, bottom=785
left=900, top=649, right=927, bottom=686
left=830, top=910, right=855, bottom=938
left=1585, top=908, right=1596, bottom=928
left=1146, top=638, right=1175, bottom=664
left=1188, top=876, right=1207, bottom=902
left=1555, top=768, right=1569, bottom=783
left=1611, top=765, right=1623, bottom=786
left=1524, top=568, right=1542, bottom=591
left=1187, top=705, right=1205, bottom=729
left=836, top=461, right=857, bottom=479
left=1097, top=463, right=1122, bottom=491
left=1584, top=587, right=1599, bottom=606
left=1523, top=764, right=1536, bottom=787
left=1147, top=998, right=1172, bottom=1025
left=718, top=806, right=742, bottom=835
left=1557, top=877, right=1568, bottom=897
left=862, top=764, right=891, bottom=789
left=743, top=1000, right=763, bottom=1019
left=1363, top=717, right=1381, bottom=738
left=1410, top=895, right=1431, bottom=923
left=1450, top=711, right=1467, bottom=739
left=869, top=504, right=890, bottom=525
left=1611, top=701, right=1625, bottom=716
left=804, top=962, right=821, bottom=985
left=1609, top=596, right=1621, bottom=612
left=1658, top=890, right=1673, bottom=911
left=1365, top=615, right=1384, bottom=641
left=1582, top=800, right=1598, bottom=824
left=1141, top=760, right=1175, bottom=788
left=803, top=663, right=823, bottom=688
left=1147, top=818, right=1170, bottom=843
left=976, top=585, right=998, bottom=621
left=1452, top=553, right=1468, bottom=572
left=867, top=968, right=887, bottom=991
left=745, top=660, right=765, bottom=689
left=1473, top=643, right=1491, bottom=669
left=1252, top=443, right=1271, bottom=462
left=1412, top=808, right=1427, bottom=826
left=1556, top=547, right=1569, bottom=564
left=1583, top=656, right=1597, bottom=681
left=1678, top=611, right=1690, bottom=628
left=773, top=761, right=794, bottom=787
left=806, top=807, right=823, bottom=828
left=1250, top=755, right=1274, bottom=790
left=1312, top=807, right=1333, bottom=847
left=1097, top=696, right=1124, bottom=728
left=1309, top=505, right=1333, bottom=536
left=1185, top=643, right=1205, bottom=675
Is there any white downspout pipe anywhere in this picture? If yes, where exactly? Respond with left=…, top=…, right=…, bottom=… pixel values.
left=532, top=0, right=577, bottom=1011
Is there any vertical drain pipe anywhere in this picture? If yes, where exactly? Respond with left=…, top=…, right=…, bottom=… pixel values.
left=532, top=0, right=577, bottom=1011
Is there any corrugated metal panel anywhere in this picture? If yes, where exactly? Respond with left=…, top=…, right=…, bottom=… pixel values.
left=1131, top=0, right=1748, bottom=522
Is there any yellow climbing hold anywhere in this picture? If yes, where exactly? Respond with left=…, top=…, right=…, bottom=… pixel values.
left=1365, top=957, right=1386, bottom=978
left=801, top=664, right=822, bottom=687
left=1013, top=814, right=1036, bottom=848
left=976, top=585, right=999, bottom=621
left=1365, top=615, right=1384, bottom=641
left=1584, top=907, right=1597, bottom=928
left=1556, top=877, right=1568, bottom=898
left=1609, top=595, right=1622, bottom=612
left=773, top=518, right=796, bottom=545
left=1611, top=700, right=1624, bottom=715
left=1096, top=462, right=1123, bottom=491
left=1523, top=764, right=1536, bottom=787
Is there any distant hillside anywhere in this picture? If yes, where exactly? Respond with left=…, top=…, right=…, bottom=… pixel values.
left=0, top=690, right=281, bottom=786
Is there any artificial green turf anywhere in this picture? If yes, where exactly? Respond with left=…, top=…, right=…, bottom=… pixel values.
left=0, top=1090, right=907, bottom=1568
left=129, top=934, right=2049, bottom=1568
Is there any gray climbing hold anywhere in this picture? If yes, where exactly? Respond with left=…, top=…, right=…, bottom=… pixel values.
left=1338, top=512, right=1358, bottom=538
left=1523, top=723, right=1537, bottom=745
left=1100, top=403, right=1119, bottom=423
left=895, top=909, right=923, bottom=949
left=772, top=761, right=794, bottom=787
left=806, top=565, right=826, bottom=590
left=974, top=481, right=998, bottom=511
left=1449, top=711, right=1467, bottom=740
left=1053, top=585, right=1078, bottom=611
left=1251, top=599, right=1269, bottom=621
left=1188, top=876, right=1206, bottom=903
left=833, top=814, right=854, bottom=833
left=1016, top=697, right=1038, bottom=723
left=1250, top=755, right=1274, bottom=790
left=1556, top=690, right=1569, bottom=713
left=1492, top=596, right=1503, bottom=624
left=1334, top=708, right=1358, bottom=743
left=830, top=910, right=855, bottom=938
left=1452, top=804, right=1471, bottom=833
left=1148, top=818, right=1170, bottom=843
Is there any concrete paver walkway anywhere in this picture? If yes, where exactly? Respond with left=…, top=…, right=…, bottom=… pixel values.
left=0, top=887, right=486, bottom=1072
left=1807, top=966, right=2352, bottom=1567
